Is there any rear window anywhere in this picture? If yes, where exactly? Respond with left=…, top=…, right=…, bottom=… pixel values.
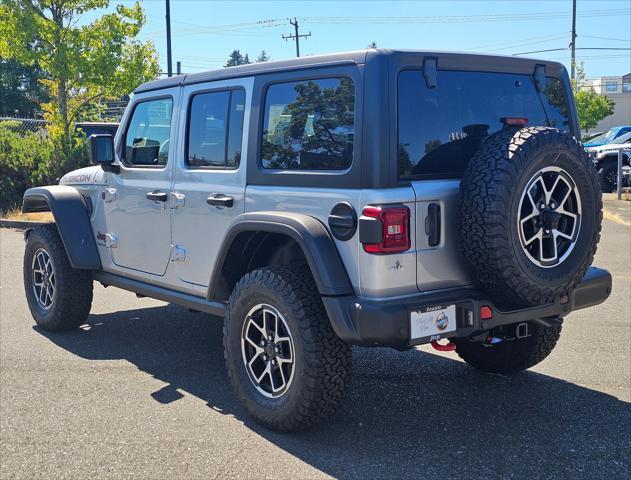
left=398, top=70, right=570, bottom=179
left=261, top=77, right=355, bottom=170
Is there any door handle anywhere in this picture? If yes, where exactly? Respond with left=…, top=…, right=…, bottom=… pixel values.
left=146, top=191, right=168, bottom=202
left=206, top=193, right=234, bottom=208
left=425, top=203, right=441, bottom=247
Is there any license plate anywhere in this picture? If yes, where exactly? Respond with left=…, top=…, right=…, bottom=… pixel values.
left=410, top=304, right=457, bottom=340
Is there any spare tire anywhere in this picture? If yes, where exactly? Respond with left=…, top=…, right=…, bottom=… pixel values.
left=459, top=126, right=602, bottom=307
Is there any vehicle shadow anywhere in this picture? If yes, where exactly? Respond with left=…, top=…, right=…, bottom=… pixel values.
left=36, top=303, right=630, bottom=479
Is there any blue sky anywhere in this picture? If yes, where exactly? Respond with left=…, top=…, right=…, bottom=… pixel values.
left=100, top=0, right=630, bottom=78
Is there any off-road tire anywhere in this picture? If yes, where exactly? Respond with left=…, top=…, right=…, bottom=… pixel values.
left=454, top=322, right=562, bottom=374
left=224, top=266, right=352, bottom=432
left=23, top=224, right=93, bottom=331
left=598, top=159, right=618, bottom=193
left=459, top=127, right=602, bottom=307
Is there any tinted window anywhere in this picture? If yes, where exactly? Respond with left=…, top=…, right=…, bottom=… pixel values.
left=612, top=131, right=631, bottom=144
left=261, top=78, right=354, bottom=170
left=398, top=71, right=571, bottom=179
left=186, top=89, right=245, bottom=168
left=124, top=98, right=173, bottom=166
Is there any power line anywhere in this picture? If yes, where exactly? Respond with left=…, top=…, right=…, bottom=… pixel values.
left=513, top=47, right=631, bottom=56
left=298, top=9, right=629, bottom=24
left=282, top=18, right=311, bottom=58
left=480, top=34, right=569, bottom=53
left=580, top=34, right=630, bottom=43
left=468, top=32, right=567, bottom=51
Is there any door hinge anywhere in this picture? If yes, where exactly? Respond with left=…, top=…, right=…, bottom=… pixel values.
left=105, top=233, right=119, bottom=248
left=171, top=192, right=185, bottom=209
left=170, top=244, right=187, bottom=262
left=102, top=187, right=117, bottom=203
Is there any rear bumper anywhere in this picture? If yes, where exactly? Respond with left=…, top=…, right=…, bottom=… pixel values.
left=322, top=266, right=612, bottom=348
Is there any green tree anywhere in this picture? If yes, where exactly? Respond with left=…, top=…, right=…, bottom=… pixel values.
left=0, top=58, right=50, bottom=117
left=256, top=50, right=270, bottom=63
left=224, top=49, right=251, bottom=67
left=572, top=63, right=614, bottom=132
left=367, top=41, right=377, bottom=49
left=0, top=0, right=160, bottom=154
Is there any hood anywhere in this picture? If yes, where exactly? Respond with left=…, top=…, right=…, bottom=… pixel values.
left=59, top=165, right=105, bottom=185
left=589, top=142, right=631, bottom=158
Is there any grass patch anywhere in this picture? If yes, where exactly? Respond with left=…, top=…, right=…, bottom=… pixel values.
left=1, top=207, right=54, bottom=222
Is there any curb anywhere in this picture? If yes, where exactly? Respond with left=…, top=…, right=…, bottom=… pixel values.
left=0, top=219, right=52, bottom=230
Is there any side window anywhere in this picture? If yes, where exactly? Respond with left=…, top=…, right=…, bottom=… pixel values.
left=261, top=77, right=354, bottom=170
left=124, top=97, right=173, bottom=166
left=186, top=89, right=245, bottom=169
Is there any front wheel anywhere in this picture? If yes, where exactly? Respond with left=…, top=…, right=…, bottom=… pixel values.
left=454, top=321, right=562, bottom=374
left=223, top=266, right=352, bottom=431
left=599, top=159, right=618, bottom=193
left=23, top=225, right=93, bottom=331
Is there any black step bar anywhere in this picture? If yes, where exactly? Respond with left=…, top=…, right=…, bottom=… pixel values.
left=92, top=271, right=226, bottom=317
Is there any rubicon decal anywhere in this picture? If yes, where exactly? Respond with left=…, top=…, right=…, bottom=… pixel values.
left=60, top=173, right=93, bottom=184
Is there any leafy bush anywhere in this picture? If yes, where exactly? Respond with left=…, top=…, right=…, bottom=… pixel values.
left=0, top=122, right=87, bottom=212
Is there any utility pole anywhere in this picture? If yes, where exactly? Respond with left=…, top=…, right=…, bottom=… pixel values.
left=570, top=0, right=577, bottom=80
left=166, top=0, right=173, bottom=77
left=282, top=17, right=311, bottom=57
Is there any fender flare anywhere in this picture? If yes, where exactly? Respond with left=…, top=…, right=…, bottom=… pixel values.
left=22, top=186, right=101, bottom=270
left=207, top=212, right=353, bottom=301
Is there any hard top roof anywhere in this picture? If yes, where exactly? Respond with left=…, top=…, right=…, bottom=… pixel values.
left=134, top=50, right=369, bottom=94
left=134, top=49, right=566, bottom=94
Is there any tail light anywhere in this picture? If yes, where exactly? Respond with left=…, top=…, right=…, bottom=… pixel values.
left=501, top=117, right=528, bottom=126
left=361, top=205, right=410, bottom=254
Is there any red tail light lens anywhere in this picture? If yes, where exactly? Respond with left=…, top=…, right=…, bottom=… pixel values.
left=501, top=117, right=528, bottom=126
left=362, top=205, right=410, bottom=254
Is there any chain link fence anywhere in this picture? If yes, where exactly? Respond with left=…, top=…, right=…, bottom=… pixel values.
left=0, top=117, right=48, bottom=136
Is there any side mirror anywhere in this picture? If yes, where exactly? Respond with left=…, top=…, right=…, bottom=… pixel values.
left=88, top=134, right=117, bottom=172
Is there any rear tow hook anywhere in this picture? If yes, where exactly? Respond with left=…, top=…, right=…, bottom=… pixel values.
left=430, top=340, right=457, bottom=352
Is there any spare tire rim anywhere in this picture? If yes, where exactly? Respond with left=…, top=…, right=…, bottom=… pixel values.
left=241, top=304, right=295, bottom=398
left=518, top=166, right=582, bottom=268
left=32, top=248, right=55, bottom=310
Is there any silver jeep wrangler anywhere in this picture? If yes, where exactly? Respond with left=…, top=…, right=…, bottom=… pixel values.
left=22, top=50, right=612, bottom=431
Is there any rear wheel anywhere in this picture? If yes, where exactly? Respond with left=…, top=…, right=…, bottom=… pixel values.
left=454, top=321, right=562, bottom=374
left=23, top=225, right=93, bottom=331
left=223, top=266, right=352, bottom=431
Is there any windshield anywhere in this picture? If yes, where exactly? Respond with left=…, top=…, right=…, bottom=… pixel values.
left=611, top=131, right=631, bottom=144
left=589, top=129, right=618, bottom=144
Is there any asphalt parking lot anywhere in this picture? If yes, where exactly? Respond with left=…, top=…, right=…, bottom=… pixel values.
left=1, top=201, right=629, bottom=479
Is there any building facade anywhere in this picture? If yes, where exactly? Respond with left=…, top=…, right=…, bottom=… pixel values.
left=581, top=74, right=631, bottom=134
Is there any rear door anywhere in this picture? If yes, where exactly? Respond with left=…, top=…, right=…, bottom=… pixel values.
left=170, top=79, right=251, bottom=287
left=397, top=69, right=572, bottom=292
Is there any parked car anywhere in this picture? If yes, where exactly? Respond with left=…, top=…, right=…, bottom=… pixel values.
left=21, top=50, right=611, bottom=431
left=583, top=125, right=631, bottom=148
left=587, top=131, right=631, bottom=192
